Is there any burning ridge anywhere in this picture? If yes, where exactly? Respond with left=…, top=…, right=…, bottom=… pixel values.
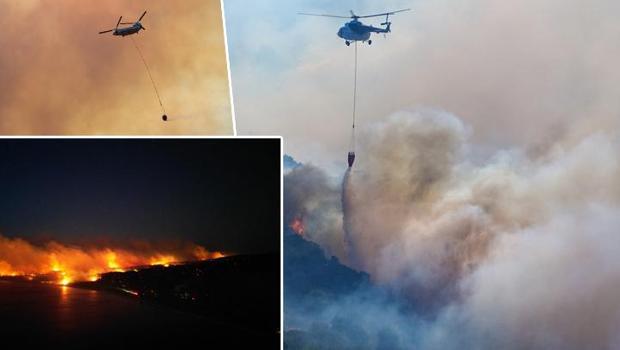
left=0, top=235, right=224, bottom=285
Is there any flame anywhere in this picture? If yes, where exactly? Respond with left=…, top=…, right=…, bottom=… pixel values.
left=150, top=255, right=176, bottom=267
left=212, top=252, right=225, bottom=259
left=59, top=276, right=71, bottom=286
left=50, top=255, right=62, bottom=272
left=105, top=251, right=124, bottom=272
left=193, top=246, right=226, bottom=260
left=0, top=235, right=224, bottom=285
left=290, top=216, right=305, bottom=236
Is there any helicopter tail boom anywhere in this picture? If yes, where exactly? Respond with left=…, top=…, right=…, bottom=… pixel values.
left=367, top=24, right=390, bottom=34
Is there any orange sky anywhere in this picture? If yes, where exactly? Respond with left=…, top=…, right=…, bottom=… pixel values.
left=0, top=0, right=232, bottom=135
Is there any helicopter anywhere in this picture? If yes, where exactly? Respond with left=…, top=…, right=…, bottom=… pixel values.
left=299, top=9, right=410, bottom=46
left=99, top=11, right=147, bottom=37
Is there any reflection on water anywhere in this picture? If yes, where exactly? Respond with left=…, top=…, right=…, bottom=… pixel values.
left=0, top=281, right=217, bottom=347
left=57, top=284, right=92, bottom=333
left=58, top=285, right=70, bottom=331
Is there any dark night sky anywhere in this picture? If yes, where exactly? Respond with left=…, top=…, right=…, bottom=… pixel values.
left=0, top=139, right=280, bottom=254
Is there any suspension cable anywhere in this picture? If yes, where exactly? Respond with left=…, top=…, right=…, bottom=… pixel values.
left=131, top=37, right=165, bottom=115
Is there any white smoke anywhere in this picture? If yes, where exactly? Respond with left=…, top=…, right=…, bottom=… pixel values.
left=288, top=109, right=620, bottom=349
left=441, top=205, right=620, bottom=349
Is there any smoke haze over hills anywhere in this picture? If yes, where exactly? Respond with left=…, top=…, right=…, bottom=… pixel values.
left=285, top=110, right=620, bottom=349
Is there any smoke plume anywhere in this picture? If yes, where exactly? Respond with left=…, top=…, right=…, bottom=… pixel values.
left=286, top=109, right=620, bottom=349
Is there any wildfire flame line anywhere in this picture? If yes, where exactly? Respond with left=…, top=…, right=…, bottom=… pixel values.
left=0, top=235, right=225, bottom=285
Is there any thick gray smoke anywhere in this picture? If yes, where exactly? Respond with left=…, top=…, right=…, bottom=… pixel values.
left=284, top=164, right=346, bottom=258
left=286, top=109, right=620, bottom=349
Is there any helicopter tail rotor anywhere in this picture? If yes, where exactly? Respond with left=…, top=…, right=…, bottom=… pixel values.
left=99, top=16, right=122, bottom=34
left=383, top=22, right=391, bottom=33
left=381, top=13, right=392, bottom=29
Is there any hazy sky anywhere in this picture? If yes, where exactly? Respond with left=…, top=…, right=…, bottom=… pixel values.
left=225, top=0, right=620, bottom=171
left=0, top=139, right=280, bottom=254
left=0, top=0, right=232, bottom=135
left=258, top=3, right=620, bottom=347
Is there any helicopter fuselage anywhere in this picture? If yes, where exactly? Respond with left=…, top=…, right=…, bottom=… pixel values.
left=113, top=24, right=143, bottom=36
left=337, top=20, right=388, bottom=42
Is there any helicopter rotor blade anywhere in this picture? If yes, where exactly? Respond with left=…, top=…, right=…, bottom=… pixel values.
left=99, top=29, right=114, bottom=34
left=138, top=11, right=147, bottom=22
left=356, top=8, right=411, bottom=19
left=116, top=16, right=122, bottom=28
left=120, top=22, right=134, bottom=25
left=297, top=12, right=351, bottom=19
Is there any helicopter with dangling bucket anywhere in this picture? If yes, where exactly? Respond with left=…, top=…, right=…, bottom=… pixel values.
left=298, top=9, right=410, bottom=46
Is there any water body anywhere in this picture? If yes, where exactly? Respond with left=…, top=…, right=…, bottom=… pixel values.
left=0, top=281, right=265, bottom=348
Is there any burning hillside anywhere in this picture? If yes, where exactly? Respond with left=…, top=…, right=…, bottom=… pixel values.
left=0, top=234, right=224, bottom=285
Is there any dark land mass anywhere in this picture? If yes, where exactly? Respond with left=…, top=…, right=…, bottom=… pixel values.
left=284, top=231, right=369, bottom=299
left=284, top=229, right=374, bottom=349
left=283, top=154, right=301, bottom=170
left=283, top=230, right=418, bottom=349
left=0, top=253, right=280, bottom=349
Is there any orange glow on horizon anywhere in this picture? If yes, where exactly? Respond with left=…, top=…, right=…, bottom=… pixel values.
left=0, top=235, right=223, bottom=284
left=193, top=246, right=226, bottom=261
left=150, top=255, right=177, bottom=267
